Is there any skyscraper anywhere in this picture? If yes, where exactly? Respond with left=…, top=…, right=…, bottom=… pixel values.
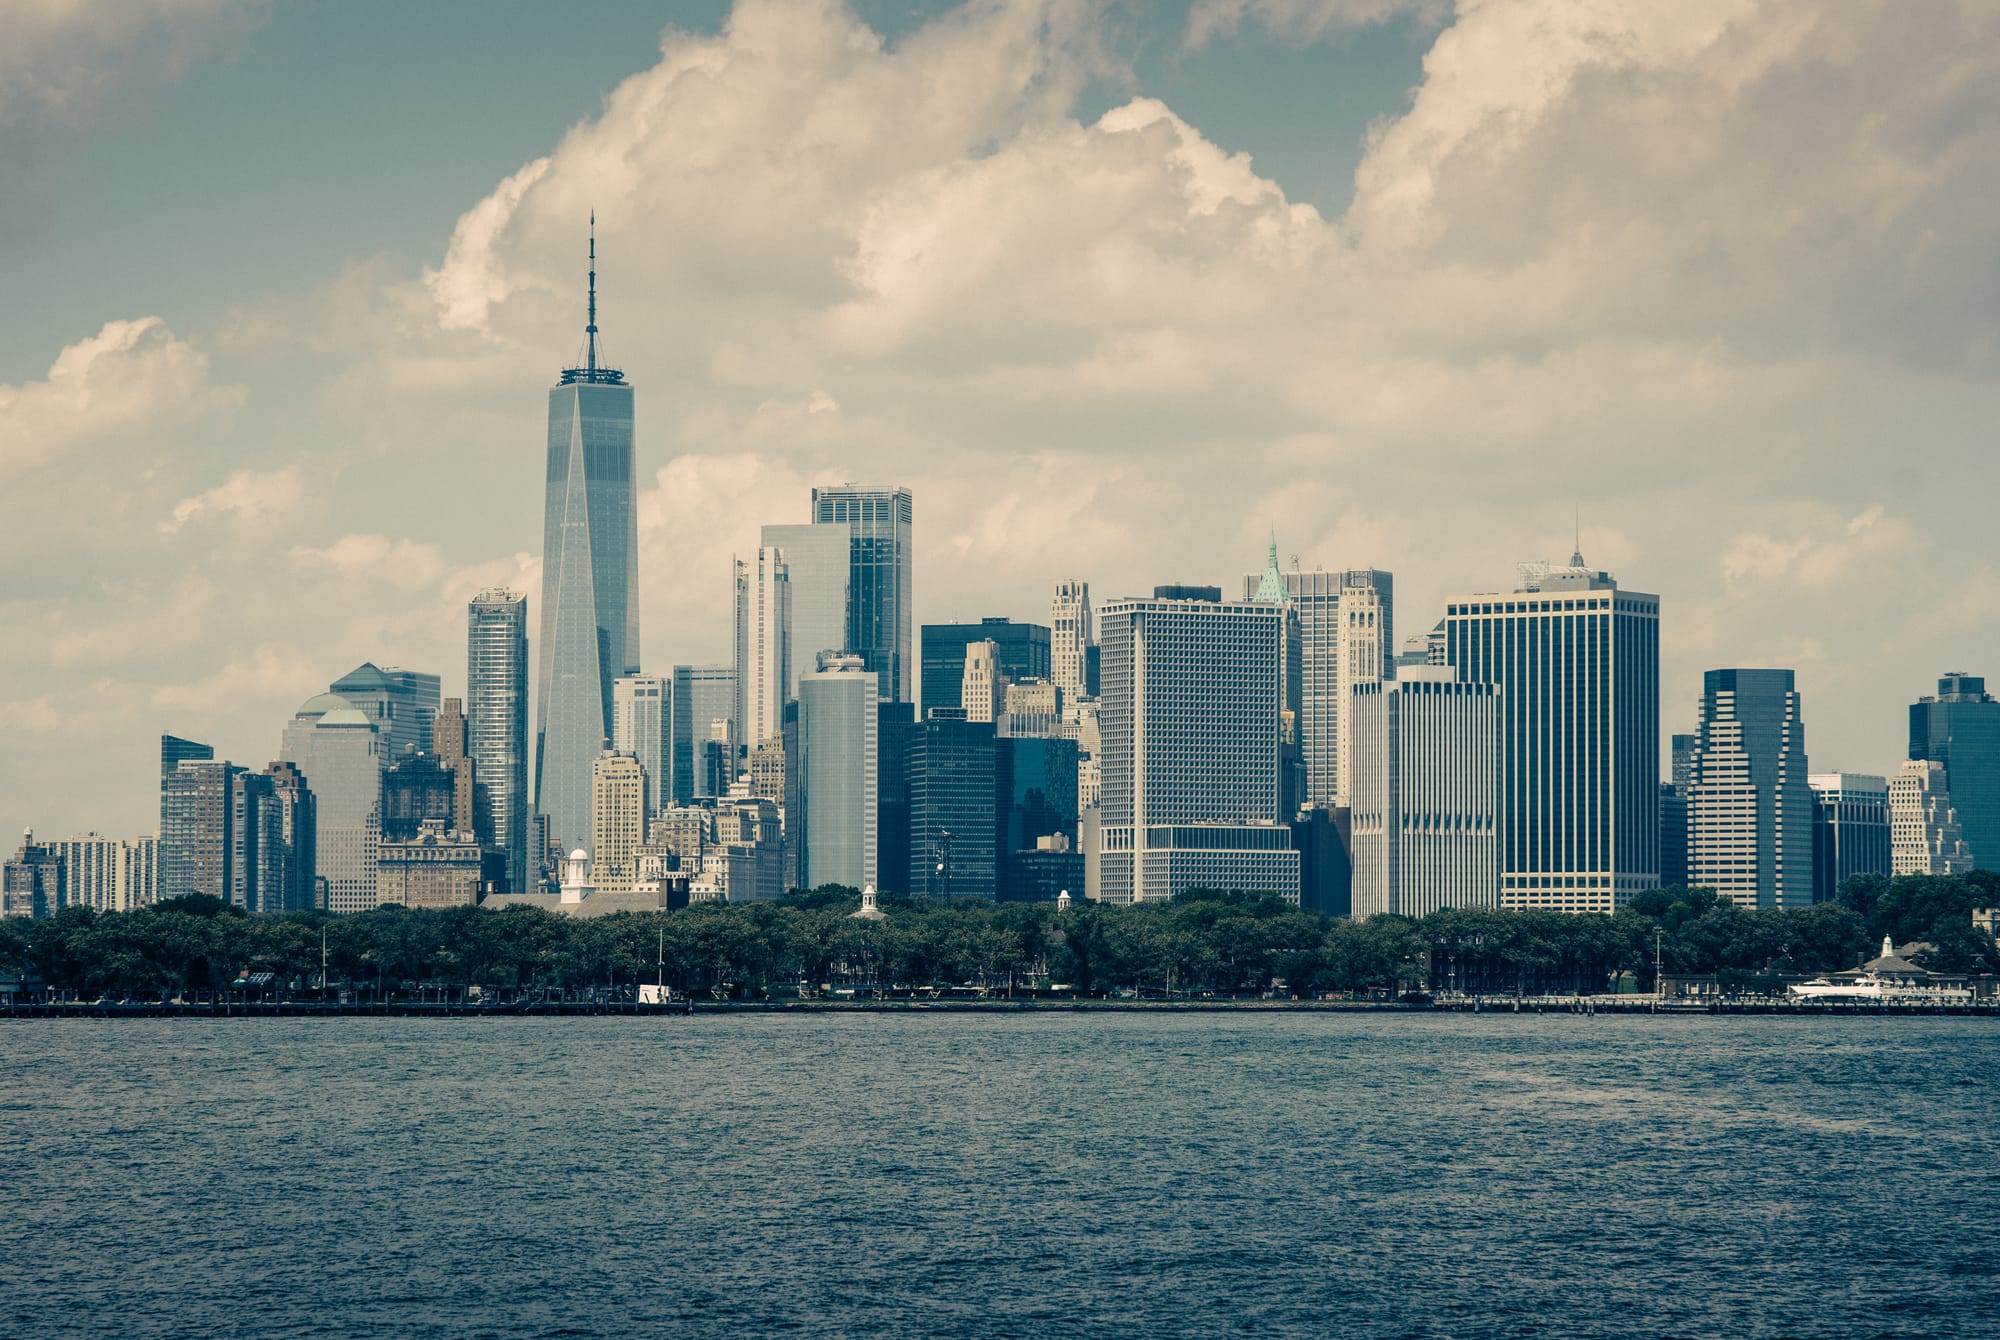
left=1809, top=772, right=1889, bottom=903
left=811, top=485, right=913, bottom=705
left=920, top=619, right=1050, bottom=717
left=612, top=675, right=669, bottom=818
left=1660, top=732, right=1696, bottom=888
left=1908, top=673, right=2000, bottom=867
left=1349, top=667, right=1499, bottom=918
left=327, top=663, right=441, bottom=763
left=961, top=640, right=1004, bottom=723
left=161, top=734, right=213, bottom=803
left=1241, top=556, right=1394, bottom=809
left=263, top=761, right=317, bottom=912
left=1889, top=759, right=1973, bottom=876
left=1686, top=669, right=1813, bottom=909
left=280, top=694, right=385, bottom=913
left=734, top=548, right=791, bottom=762
left=1095, top=592, right=1299, bottom=904
left=1443, top=549, right=1659, bottom=913
left=537, top=222, right=639, bottom=854
left=1050, top=580, right=1093, bottom=705
left=432, top=698, right=479, bottom=839
left=591, top=751, right=647, bottom=897
left=671, top=664, right=737, bottom=804
left=761, top=522, right=851, bottom=696
left=908, top=710, right=998, bottom=898
left=797, top=653, right=878, bottom=890
left=468, top=589, right=529, bottom=892
left=160, top=758, right=242, bottom=902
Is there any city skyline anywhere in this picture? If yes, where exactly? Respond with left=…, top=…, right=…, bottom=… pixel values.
left=7, top=1, right=2000, bottom=844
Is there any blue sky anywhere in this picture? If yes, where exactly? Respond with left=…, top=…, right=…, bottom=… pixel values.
left=4, top=0, right=1999, bottom=838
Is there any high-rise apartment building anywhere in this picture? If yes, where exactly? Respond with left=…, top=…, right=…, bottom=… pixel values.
left=537, top=227, right=639, bottom=855
left=432, top=699, right=479, bottom=839
left=1908, top=673, right=2000, bottom=868
left=2, top=832, right=61, bottom=919
left=761, top=522, right=852, bottom=696
left=671, top=664, right=737, bottom=804
left=52, top=834, right=120, bottom=913
left=328, top=662, right=440, bottom=763
left=263, top=761, right=317, bottom=912
left=160, top=735, right=213, bottom=803
left=921, top=619, right=1049, bottom=718
left=1686, top=669, right=1813, bottom=909
left=1443, top=550, right=1659, bottom=913
left=612, top=675, right=669, bottom=818
left=797, top=653, right=878, bottom=890
left=734, top=548, right=791, bottom=761
left=1050, top=580, right=1093, bottom=705
left=468, top=588, right=529, bottom=893
left=1889, top=759, right=1973, bottom=876
left=1095, top=592, right=1299, bottom=904
left=590, top=751, right=647, bottom=897
left=1241, top=555, right=1394, bottom=809
left=1809, top=772, right=1889, bottom=904
left=811, top=485, right=913, bottom=705
left=1348, top=667, right=1499, bottom=918
left=280, top=693, right=385, bottom=913
left=160, top=759, right=241, bottom=901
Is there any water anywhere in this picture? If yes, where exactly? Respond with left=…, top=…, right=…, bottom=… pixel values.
left=2, top=1012, right=1995, bottom=1338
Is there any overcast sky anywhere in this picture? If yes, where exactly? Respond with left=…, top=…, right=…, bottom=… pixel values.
left=4, top=0, right=1998, bottom=840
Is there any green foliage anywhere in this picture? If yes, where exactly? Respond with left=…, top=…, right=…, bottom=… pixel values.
left=11, top=873, right=1997, bottom=998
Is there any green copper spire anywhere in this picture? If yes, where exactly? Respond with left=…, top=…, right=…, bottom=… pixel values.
left=1254, top=529, right=1289, bottom=604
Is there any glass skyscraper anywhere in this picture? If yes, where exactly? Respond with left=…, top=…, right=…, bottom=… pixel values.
left=672, top=664, right=737, bottom=804
left=919, top=618, right=1051, bottom=719
left=1686, top=669, right=1813, bottom=909
left=810, top=485, right=913, bottom=705
left=761, top=522, right=851, bottom=697
left=536, top=228, right=638, bottom=854
left=1908, top=673, right=2000, bottom=868
left=469, top=589, right=529, bottom=892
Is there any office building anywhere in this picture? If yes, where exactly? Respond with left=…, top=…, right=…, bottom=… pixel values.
left=1908, top=673, right=2000, bottom=867
left=1050, top=580, right=1093, bottom=705
left=433, top=699, right=480, bottom=840
left=1094, top=592, right=1299, bottom=904
left=1242, top=552, right=1393, bottom=809
left=1292, top=807, right=1354, bottom=918
left=1349, top=667, right=1499, bottom=918
left=877, top=701, right=917, bottom=894
left=1686, top=669, right=1813, bottom=909
left=161, top=734, right=213, bottom=802
left=160, top=759, right=241, bottom=902
left=383, top=755, right=458, bottom=842
left=591, top=751, right=647, bottom=897
left=263, top=761, right=317, bottom=912
left=1660, top=733, right=1695, bottom=888
left=2, top=832, right=61, bottom=919
left=671, top=664, right=737, bottom=804
left=328, top=662, right=440, bottom=763
left=280, top=693, right=386, bottom=913
left=734, top=548, right=791, bottom=762
left=377, top=819, right=483, bottom=909
left=921, top=619, right=1049, bottom=717
left=536, top=226, right=639, bottom=855
left=812, top=485, right=914, bottom=704
left=1000, top=678, right=1062, bottom=737
left=1809, top=772, right=1890, bottom=904
left=688, top=798, right=786, bottom=903
left=999, top=735, right=1080, bottom=901
left=1443, top=549, right=1659, bottom=913
left=961, top=640, right=1005, bottom=724
left=1889, top=759, right=1973, bottom=876
left=797, top=653, right=878, bottom=889
left=761, top=522, right=852, bottom=695
left=613, top=675, right=669, bottom=818
left=908, top=711, right=999, bottom=898
left=468, top=588, right=529, bottom=893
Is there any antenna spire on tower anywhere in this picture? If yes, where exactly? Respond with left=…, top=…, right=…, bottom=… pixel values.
left=586, top=210, right=598, bottom=376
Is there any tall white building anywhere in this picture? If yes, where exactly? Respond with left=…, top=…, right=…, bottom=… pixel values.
left=733, top=547, right=791, bottom=764
left=1050, top=579, right=1093, bottom=703
left=961, top=640, right=1004, bottom=723
left=280, top=694, right=385, bottom=913
left=1889, top=759, right=1973, bottom=875
left=797, top=653, right=878, bottom=889
left=1348, top=667, right=1499, bottom=918
left=1094, top=592, right=1299, bottom=904
left=1687, top=669, right=1814, bottom=909
left=1241, top=555, right=1393, bottom=809
left=612, top=675, right=669, bottom=818
left=1444, top=550, right=1659, bottom=913
left=590, top=751, right=647, bottom=897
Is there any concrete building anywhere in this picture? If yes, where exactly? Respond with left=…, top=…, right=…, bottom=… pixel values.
left=734, top=547, right=791, bottom=769
left=1443, top=549, right=1659, bottom=913
left=999, top=678, right=1062, bottom=737
left=797, top=653, right=878, bottom=890
left=1908, top=673, right=2000, bottom=868
left=51, top=834, right=119, bottom=913
left=761, top=522, right=852, bottom=696
left=671, top=664, right=737, bottom=804
left=961, top=640, right=1005, bottom=724
left=1094, top=592, right=1299, bottom=904
left=383, top=755, right=458, bottom=843
left=160, top=759, right=241, bottom=902
left=1050, top=579, right=1093, bottom=705
left=1809, top=772, right=1890, bottom=903
left=279, top=694, right=385, bottom=913
left=1349, top=667, right=1499, bottom=918
left=921, top=618, right=1050, bottom=719
left=612, top=675, right=669, bottom=818
left=590, top=751, right=647, bottom=897
left=468, top=588, right=529, bottom=893
left=433, top=699, right=480, bottom=841
left=813, top=485, right=914, bottom=706
left=377, top=818, right=482, bottom=909
left=536, top=231, right=640, bottom=857
left=2, top=832, right=61, bottom=918
left=1889, top=759, right=1973, bottom=876
left=1686, top=669, right=1813, bottom=910
left=689, top=798, right=786, bottom=903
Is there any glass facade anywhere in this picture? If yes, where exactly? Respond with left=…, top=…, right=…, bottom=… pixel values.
left=468, top=590, right=529, bottom=893
left=536, top=377, right=638, bottom=853
left=1809, top=772, right=1890, bottom=903
left=612, top=675, right=669, bottom=820
left=1686, top=669, right=1813, bottom=909
left=761, top=523, right=851, bottom=697
left=1243, top=568, right=1393, bottom=809
left=811, top=486, right=913, bottom=705
left=920, top=618, right=1051, bottom=719
left=1908, top=674, right=2000, bottom=868
left=671, top=664, right=737, bottom=804
left=797, top=657, right=878, bottom=890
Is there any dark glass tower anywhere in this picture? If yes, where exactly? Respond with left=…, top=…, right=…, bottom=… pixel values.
left=1908, top=673, right=2000, bottom=868
left=469, top=589, right=529, bottom=891
left=811, top=485, right=913, bottom=705
left=535, top=221, right=638, bottom=853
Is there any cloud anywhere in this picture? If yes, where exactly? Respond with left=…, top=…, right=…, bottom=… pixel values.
left=1185, top=0, right=1447, bottom=49
left=164, top=465, right=306, bottom=532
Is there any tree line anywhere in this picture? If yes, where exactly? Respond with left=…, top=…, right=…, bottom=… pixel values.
left=1, top=871, right=1994, bottom=1001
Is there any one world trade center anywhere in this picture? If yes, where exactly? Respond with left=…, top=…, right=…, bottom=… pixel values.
left=536, top=220, right=638, bottom=857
